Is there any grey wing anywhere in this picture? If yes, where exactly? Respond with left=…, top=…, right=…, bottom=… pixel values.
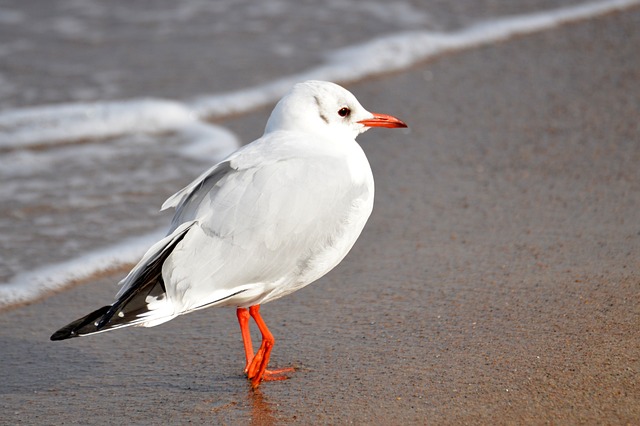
left=161, top=160, right=234, bottom=234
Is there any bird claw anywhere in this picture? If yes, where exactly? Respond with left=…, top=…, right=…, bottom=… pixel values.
left=249, top=367, right=295, bottom=388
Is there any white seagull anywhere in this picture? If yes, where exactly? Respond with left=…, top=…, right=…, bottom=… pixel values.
left=51, top=80, right=407, bottom=387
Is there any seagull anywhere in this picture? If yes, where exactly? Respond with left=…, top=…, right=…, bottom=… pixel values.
left=51, top=80, right=407, bottom=387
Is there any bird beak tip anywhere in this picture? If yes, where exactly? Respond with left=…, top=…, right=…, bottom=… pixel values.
left=358, top=112, right=408, bottom=129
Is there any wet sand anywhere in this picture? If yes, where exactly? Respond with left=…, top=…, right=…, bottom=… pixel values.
left=2, top=9, right=639, bottom=424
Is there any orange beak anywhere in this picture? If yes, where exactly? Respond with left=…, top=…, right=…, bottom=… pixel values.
left=358, top=112, right=408, bottom=129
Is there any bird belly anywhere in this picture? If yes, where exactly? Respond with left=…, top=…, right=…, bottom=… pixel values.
left=255, top=187, right=374, bottom=305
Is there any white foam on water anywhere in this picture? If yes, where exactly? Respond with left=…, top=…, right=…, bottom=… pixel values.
left=191, top=0, right=640, bottom=117
left=2, top=0, right=635, bottom=150
left=1, top=0, right=637, bottom=309
left=0, top=98, right=196, bottom=149
left=0, top=229, right=166, bottom=308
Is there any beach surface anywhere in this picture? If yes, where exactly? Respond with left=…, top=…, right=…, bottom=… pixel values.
left=1, top=6, right=639, bottom=425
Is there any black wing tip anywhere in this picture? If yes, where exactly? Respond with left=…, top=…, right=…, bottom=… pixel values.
left=50, top=225, right=189, bottom=342
left=50, top=328, right=77, bottom=341
left=50, top=305, right=111, bottom=341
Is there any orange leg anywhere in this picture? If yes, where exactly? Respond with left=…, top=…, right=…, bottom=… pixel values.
left=236, top=308, right=254, bottom=372
left=238, top=305, right=294, bottom=388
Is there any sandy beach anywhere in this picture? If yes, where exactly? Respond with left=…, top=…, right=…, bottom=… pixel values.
left=2, top=6, right=639, bottom=425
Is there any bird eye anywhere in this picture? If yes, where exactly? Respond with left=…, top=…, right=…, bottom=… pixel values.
left=338, top=107, right=351, bottom=117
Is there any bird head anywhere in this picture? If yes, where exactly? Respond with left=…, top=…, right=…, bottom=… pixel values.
left=265, top=80, right=407, bottom=140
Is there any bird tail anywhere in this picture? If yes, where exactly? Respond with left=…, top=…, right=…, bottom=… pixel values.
left=50, top=222, right=195, bottom=341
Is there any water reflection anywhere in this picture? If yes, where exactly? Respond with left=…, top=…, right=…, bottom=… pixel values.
left=249, top=387, right=278, bottom=426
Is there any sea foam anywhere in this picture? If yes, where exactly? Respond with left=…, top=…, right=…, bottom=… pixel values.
left=1, top=0, right=636, bottom=151
left=0, top=230, right=166, bottom=308
left=0, top=99, right=196, bottom=149
left=191, top=0, right=640, bottom=118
